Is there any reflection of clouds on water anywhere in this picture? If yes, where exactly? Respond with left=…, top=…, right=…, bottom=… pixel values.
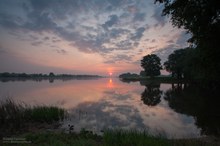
left=62, top=86, right=201, bottom=138
left=103, top=90, right=132, bottom=100
left=0, top=78, right=205, bottom=138
left=63, top=99, right=147, bottom=134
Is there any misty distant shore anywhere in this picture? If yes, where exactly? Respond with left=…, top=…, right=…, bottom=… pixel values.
left=0, top=72, right=103, bottom=82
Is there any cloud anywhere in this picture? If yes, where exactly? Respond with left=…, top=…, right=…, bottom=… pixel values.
left=0, top=0, right=182, bottom=68
left=133, top=12, right=146, bottom=22
left=152, top=5, right=167, bottom=27
left=31, top=41, right=43, bottom=46
left=66, top=92, right=146, bottom=131
left=54, top=49, right=67, bottom=55
left=0, top=51, right=73, bottom=73
left=176, top=32, right=191, bottom=47
left=0, top=0, right=149, bottom=56
left=102, top=15, right=119, bottom=29
left=104, top=54, right=133, bottom=64
left=131, top=27, right=146, bottom=41
left=0, top=48, right=7, bottom=54
left=152, top=44, right=179, bottom=63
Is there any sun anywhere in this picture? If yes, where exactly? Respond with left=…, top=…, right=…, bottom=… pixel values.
left=109, top=72, right=113, bottom=76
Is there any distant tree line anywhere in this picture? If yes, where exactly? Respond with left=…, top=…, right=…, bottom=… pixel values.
left=0, top=72, right=102, bottom=78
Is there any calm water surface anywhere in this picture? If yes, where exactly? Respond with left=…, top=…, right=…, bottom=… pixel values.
left=0, top=78, right=219, bottom=138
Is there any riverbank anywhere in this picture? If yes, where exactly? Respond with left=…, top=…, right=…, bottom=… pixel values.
left=1, top=99, right=219, bottom=146
left=1, top=130, right=219, bottom=146
left=120, top=76, right=184, bottom=83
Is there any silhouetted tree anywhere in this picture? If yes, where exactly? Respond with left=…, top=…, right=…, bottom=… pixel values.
left=164, top=48, right=192, bottom=79
left=141, top=83, right=162, bottom=106
left=49, top=72, right=55, bottom=77
left=139, top=71, right=146, bottom=77
left=141, top=54, right=162, bottom=78
left=154, top=0, right=220, bottom=82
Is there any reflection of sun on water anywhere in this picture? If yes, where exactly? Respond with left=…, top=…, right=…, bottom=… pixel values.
left=107, top=78, right=113, bottom=88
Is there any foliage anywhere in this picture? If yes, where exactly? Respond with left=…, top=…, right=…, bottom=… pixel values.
left=164, top=48, right=195, bottom=79
left=119, top=72, right=139, bottom=79
left=155, top=0, right=220, bottom=82
left=155, top=0, right=219, bottom=46
left=139, top=70, right=146, bottom=77
left=141, top=54, right=162, bottom=78
left=141, top=83, right=162, bottom=106
left=103, top=129, right=169, bottom=146
left=0, top=99, right=65, bottom=136
left=2, top=128, right=220, bottom=146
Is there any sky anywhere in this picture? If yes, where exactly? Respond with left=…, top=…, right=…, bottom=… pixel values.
left=0, top=0, right=190, bottom=76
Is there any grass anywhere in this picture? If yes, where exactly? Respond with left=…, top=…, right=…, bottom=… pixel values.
left=0, top=98, right=65, bottom=136
left=103, top=129, right=169, bottom=146
left=1, top=129, right=219, bottom=146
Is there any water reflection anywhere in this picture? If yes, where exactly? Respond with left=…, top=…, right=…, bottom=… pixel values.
left=0, top=78, right=219, bottom=138
left=107, top=78, right=114, bottom=88
left=164, top=83, right=220, bottom=136
left=141, top=83, right=162, bottom=106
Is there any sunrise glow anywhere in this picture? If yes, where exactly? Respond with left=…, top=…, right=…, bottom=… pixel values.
left=0, top=0, right=189, bottom=76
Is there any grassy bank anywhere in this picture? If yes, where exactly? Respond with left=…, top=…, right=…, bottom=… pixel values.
left=1, top=99, right=219, bottom=146
left=0, top=99, right=65, bottom=137
left=1, top=130, right=219, bottom=146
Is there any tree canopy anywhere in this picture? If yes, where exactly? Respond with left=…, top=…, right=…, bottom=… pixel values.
left=141, top=54, right=162, bottom=78
left=164, top=48, right=193, bottom=79
left=155, top=0, right=220, bottom=82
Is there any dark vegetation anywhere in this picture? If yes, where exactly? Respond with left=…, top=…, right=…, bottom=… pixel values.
left=120, top=0, right=219, bottom=86
left=0, top=99, right=65, bottom=137
left=137, top=81, right=220, bottom=137
left=141, top=54, right=162, bottom=78
left=155, top=0, right=220, bottom=83
left=0, top=72, right=102, bottom=82
left=1, top=130, right=220, bottom=146
left=164, top=83, right=220, bottom=136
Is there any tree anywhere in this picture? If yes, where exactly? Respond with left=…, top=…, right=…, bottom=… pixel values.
left=164, top=49, right=187, bottom=79
left=140, top=71, right=146, bottom=77
left=154, top=0, right=220, bottom=82
left=49, top=72, right=55, bottom=77
left=141, top=54, right=162, bottom=78
left=141, top=83, right=162, bottom=106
